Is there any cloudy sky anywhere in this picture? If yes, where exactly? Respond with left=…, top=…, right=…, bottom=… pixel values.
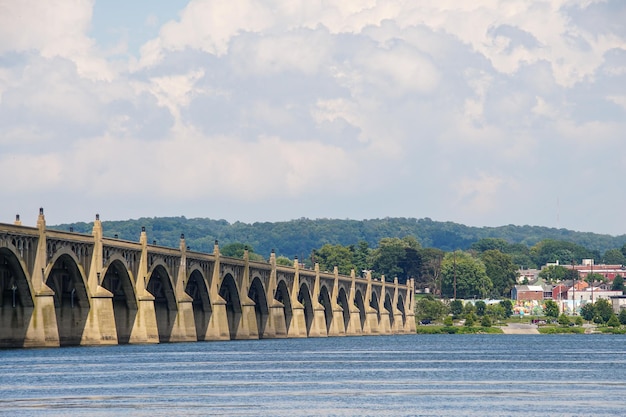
left=2, top=1, right=625, bottom=235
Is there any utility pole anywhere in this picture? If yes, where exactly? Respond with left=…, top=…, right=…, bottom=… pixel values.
left=453, top=251, right=457, bottom=300
left=572, top=259, right=576, bottom=315
left=591, top=259, right=594, bottom=303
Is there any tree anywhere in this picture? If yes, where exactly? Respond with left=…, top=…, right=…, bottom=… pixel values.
left=441, top=251, right=492, bottom=299
left=602, top=249, right=626, bottom=265
left=475, top=300, right=487, bottom=316
left=607, top=314, right=620, bottom=328
left=415, top=296, right=448, bottom=321
left=538, top=265, right=569, bottom=283
left=580, top=303, right=595, bottom=321
left=530, top=239, right=596, bottom=267
left=486, top=303, right=506, bottom=320
left=312, top=244, right=356, bottom=275
left=619, top=309, right=626, bottom=325
left=276, top=256, right=293, bottom=266
left=350, top=241, right=371, bottom=275
left=417, top=248, right=444, bottom=294
left=594, top=299, right=613, bottom=323
left=558, top=313, right=570, bottom=326
left=481, top=315, right=492, bottom=327
left=449, top=299, right=463, bottom=317
left=544, top=300, right=559, bottom=319
left=370, top=236, right=421, bottom=283
left=612, top=275, right=624, bottom=292
left=470, top=238, right=509, bottom=253
left=481, top=250, right=518, bottom=297
left=499, top=299, right=513, bottom=318
left=221, top=242, right=264, bottom=261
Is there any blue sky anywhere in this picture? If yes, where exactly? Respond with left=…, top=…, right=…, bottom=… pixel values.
left=89, top=0, right=190, bottom=55
left=1, top=1, right=625, bottom=235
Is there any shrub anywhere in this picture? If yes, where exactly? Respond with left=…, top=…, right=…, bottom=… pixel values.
left=557, top=314, right=570, bottom=326
left=607, top=314, right=620, bottom=328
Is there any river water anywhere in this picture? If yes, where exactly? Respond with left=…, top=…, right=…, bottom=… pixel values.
left=1, top=334, right=625, bottom=416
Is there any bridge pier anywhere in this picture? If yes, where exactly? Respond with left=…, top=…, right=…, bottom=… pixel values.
left=310, top=304, right=328, bottom=337
left=392, top=311, right=405, bottom=334
left=84, top=288, right=118, bottom=345
left=364, top=309, right=380, bottom=335
left=24, top=291, right=60, bottom=348
left=346, top=308, right=363, bottom=335
left=128, top=295, right=160, bottom=344
left=287, top=302, right=308, bottom=338
left=204, top=299, right=230, bottom=340
left=345, top=270, right=363, bottom=336
left=378, top=310, right=392, bottom=335
left=167, top=298, right=197, bottom=342
left=269, top=301, right=288, bottom=338
left=327, top=306, right=345, bottom=336
left=237, top=299, right=260, bottom=340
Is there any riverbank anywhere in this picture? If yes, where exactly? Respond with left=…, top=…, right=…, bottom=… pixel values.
left=414, top=323, right=621, bottom=334
left=500, top=323, right=539, bottom=334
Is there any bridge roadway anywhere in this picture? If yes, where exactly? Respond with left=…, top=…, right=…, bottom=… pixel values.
left=0, top=210, right=415, bottom=348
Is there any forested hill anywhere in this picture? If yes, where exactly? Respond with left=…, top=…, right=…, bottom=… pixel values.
left=53, top=216, right=626, bottom=260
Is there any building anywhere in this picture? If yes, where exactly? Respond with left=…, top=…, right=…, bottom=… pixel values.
left=566, top=286, right=622, bottom=303
left=517, top=268, right=539, bottom=283
left=512, top=285, right=544, bottom=301
left=565, top=259, right=625, bottom=283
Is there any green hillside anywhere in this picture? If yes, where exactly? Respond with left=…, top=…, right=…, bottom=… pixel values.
left=53, top=216, right=626, bottom=261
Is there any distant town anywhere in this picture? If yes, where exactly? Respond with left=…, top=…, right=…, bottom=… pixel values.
left=514, top=259, right=625, bottom=317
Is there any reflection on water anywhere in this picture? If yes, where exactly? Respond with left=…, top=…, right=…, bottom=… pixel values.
left=1, top=334, right=625, bottom=416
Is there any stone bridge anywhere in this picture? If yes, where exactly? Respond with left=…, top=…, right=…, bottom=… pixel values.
left=0, top=210, right=416, bottom=348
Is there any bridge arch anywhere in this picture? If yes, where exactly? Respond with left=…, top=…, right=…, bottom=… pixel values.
left=185, top=267, right=211, bottom=341
left=370, top=291, right=380, bottom=323
left=0, top=247, right=34, bottom=347
left=275, top=279, right=292, bottom=333
left=101, top=258, right=137, bottom=344
left=318, top=284, right=333, bottom=333
left=297, top=283, right=314, bottom=336
left=384, top=292, right=394, bottom=328
left=354, top=289, right=366, bottom=331
left=219, top=273, right=242, bottom=340
left=146, top=264, right=177, bottom=342
left=336, top=287, right=351, bottom=332
left=397, top=294, right=406, bottom=327
left=45, top=250, right=90, bottom=346
left=248, top=276, right=269, bottom=338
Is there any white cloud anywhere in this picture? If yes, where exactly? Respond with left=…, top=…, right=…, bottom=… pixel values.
left=0, top=0, right=113, bottom=80
left=453, top=173, right=510, bottom=215
left=2, top=0, right=626, bottom=234
left=143, top=69, right=206, bottom=124
left=230, top=29, right=333, bottom=76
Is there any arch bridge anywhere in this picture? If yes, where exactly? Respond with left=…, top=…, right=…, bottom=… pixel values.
left=0, top=210, right=415, bottom=348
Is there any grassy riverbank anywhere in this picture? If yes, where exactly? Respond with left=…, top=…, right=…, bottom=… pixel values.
left=415, top=323, right=626, bottom=334
left=415, top=325, right=504, bottom=334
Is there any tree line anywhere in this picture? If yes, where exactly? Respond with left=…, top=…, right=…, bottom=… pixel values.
left=55, top=216, right=626, bottom=260
left=54, top=217, right=626, bottom=299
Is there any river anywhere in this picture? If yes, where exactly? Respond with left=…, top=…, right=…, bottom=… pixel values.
left=1, top=334, right=625, bottom=416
